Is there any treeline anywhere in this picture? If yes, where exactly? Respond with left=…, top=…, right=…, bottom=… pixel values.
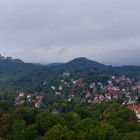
left=0, top=100, right=140, bottom=140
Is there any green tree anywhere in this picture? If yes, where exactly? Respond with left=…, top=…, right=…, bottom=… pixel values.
left=74, top=118, right=96, bottom=131
left=12, top=119, right=26, bottom=140
left=43, top=124, right=73, bottom=140
left=122, top=131, right=140, bottom=140
left=0, top=100, right=11, bottom=110
left=94, top=123, right=117, bottom=140
left=22, top=125, right=38, bottom=140
left=0, top=113, right=13, bottom=139
left=35, top=112, right=66, bottom=134
left=12, top=119, right=38, bottom=140
left=64, top=112, right=81, bottom=127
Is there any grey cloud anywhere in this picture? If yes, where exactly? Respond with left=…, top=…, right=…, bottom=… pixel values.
left=0, top=0, right=140, bottom=65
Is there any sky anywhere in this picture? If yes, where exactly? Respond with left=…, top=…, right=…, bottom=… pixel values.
left=0, top=0, right=140, bottom=65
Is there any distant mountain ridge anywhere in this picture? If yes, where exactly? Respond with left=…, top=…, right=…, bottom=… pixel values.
left=49, top=57, right=106, bottom=72
left=66, top=57, right=105, bottom=68
left=0, top=55, right=140, bottom=84
left=46, top=63, right=64, bottom=67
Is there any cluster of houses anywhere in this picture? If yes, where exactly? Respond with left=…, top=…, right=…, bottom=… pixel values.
left=48, top=74, right=140, bottom=105
left=15, top=92, right=44, bottom=108
left=14, top=72, right=140, bottom=119
left=82, top=81, right=121, bottom=104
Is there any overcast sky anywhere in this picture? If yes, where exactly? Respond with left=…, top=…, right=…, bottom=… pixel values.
left=0, top=0, right=140, bottom=65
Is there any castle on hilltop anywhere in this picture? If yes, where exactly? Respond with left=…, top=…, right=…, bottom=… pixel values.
left=0, top=54, right=12, bottom=60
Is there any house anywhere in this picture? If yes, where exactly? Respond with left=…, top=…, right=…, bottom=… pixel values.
left=63, top=72, right=70, bottom=77
left=92, top=96, right=101, bottom=104
left=72, top=80, right=78, bottom=85
left=61, top=79, right=64, bottom=83
left=15, top=97, right=20, bottom=104
left=43, top=81, right=47, bottom=86
left=111, top=76, right=116, bottom=79
left=105, top=93, right=112, bottom=100
left=18, top=100, right=25, bottom=105
left=51, top=86, right=56, bottom=90
left=35, top=101, right=41, bottom=108
left=87, top=99, right=92, bottom=103
left=112, top=92, right=119, bottom=99
left=97, top=82, right=103, bottom=89
left=122, top=89, right=126, bottom=92
left=19, top=92, right=25, bottom=97
left=128, top=105, right=140, bottom=119
left=90, top=83, right=96, bottom=89
left=108, top=80, right=112, bottom=84
left=99, top=94, right=105, bottom=101
left=58, top=85, right=63, bottom=91
left=124, top=92, right=132, bottom=105
left=112, top=86, right=120, bottom=91
left=55, top=92, right=61, bottom=96
left=27, top=95, right=31, bottom=99
left=85, top=91, right=91, bottom=99
left=68, top=98, right=72, bottom=102
left=36, top=95, right=44, bottom=100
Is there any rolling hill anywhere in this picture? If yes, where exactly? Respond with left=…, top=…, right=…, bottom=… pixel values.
left=0, top=56, right=140, bottom=85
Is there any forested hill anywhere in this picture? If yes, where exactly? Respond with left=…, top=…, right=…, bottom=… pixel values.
left=0, top=57, right=45, bottom=82
left=0, top=56, right=140, bottom=84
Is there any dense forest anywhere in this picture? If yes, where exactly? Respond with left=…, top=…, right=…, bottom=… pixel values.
left=0, top=100, right=140, bottom=140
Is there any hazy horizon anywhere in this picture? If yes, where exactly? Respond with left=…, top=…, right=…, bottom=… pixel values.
left=0, top=0, right=140, bottom=65
left=1, top=54, right=140, bottom=67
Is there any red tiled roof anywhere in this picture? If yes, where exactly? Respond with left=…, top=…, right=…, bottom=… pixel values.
left=86, top=91, right=91, bottom=97
left=128, top=105, right=140, bottom=113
